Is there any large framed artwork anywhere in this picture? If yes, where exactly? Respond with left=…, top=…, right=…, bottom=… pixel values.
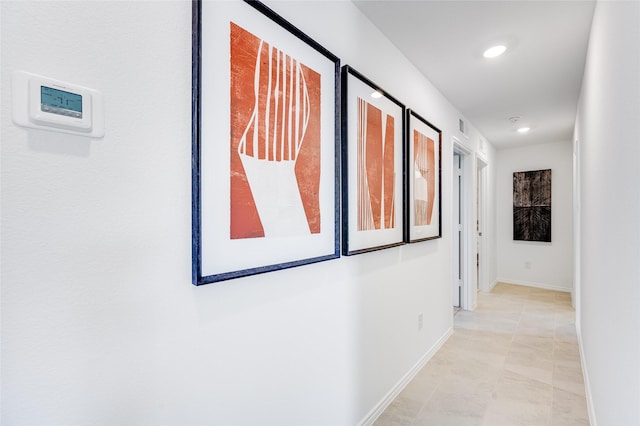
left=406, top=109, right=442, bottom=242
left=341, top=66, right=405, bottom=255
left=513, top=169, right=552, bottom=242
left=192, top=0, right=341, bottom=285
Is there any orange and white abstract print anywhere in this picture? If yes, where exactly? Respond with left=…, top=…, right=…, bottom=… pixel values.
left=229, top=23, right=321, bottom=239
left=413, top=130, right=436, bottom=226
left=356, top=98, right=396, bottom=231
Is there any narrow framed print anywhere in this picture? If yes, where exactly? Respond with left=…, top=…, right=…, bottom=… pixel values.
left=192, top=0, right=341, bottom=285
left=406, top=109, right=442, bottom=242
left=513, top=169, right=552, bottom=242
left=341, top=66, right=405, bottom=255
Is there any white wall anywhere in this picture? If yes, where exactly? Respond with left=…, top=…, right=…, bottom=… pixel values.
left=574, top=1, right=640, bottom=424
left=496, top=141, right=573, bottom=292
left=0, top=1, right=494, bottom=425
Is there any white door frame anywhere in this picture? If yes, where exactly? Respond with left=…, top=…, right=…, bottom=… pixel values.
left=453, top=152, right=463, bottom=307
left=452, top=139, right=476, bottom=310
left=476, top=157, right=488, bottom=293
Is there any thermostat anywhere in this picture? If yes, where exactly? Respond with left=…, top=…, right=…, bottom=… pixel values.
left=12, top=71, right=104, bottom=137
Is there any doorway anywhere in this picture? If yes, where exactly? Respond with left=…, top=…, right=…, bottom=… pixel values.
left=453, top=152, right=463, bottom=308
left=476, top=158, right=487, bottom=292
left=452, top=141, right=476, bottom=310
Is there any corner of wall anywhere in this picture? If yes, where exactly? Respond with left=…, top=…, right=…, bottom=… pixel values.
left=357, top=327, right=454, bottom=426
left=576, top=327, right=598, bottom=426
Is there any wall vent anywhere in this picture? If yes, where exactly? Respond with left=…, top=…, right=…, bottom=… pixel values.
left=459, top=118, right=467, bottom=136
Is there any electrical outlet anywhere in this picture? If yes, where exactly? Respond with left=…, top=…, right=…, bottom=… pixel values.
left=418, top=313, right=423, bottom=331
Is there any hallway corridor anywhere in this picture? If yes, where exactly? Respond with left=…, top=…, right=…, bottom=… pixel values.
left=375, top=283, right=589, bottom=425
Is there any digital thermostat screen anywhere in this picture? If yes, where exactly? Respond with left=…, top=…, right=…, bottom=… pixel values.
left=41, top=86, right=83, bottom=118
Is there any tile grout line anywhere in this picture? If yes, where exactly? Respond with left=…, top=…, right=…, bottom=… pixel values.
left=374, top=283, right=588, bottom=426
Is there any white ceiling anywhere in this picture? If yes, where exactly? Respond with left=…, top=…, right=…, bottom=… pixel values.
left=352, top=0, right=596, bottom=149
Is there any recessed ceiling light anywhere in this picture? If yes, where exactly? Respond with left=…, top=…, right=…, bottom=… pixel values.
left=483, top=45, right=507, bottom=59
left=371, top=90, right=383, bottom=99
left=517, top=127, right=531, bottom=133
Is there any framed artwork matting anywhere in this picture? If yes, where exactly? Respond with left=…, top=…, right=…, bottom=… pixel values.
left=192, top=0, right=341, bottom=284
left=406, top=109, right=442, bottom=242
left=341, top=65, right=405, bottom=255
left=513, top=169, right=552, bottom=242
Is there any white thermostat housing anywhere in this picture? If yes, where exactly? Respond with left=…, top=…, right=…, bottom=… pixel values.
left=12, top=71, right=104, bottom=138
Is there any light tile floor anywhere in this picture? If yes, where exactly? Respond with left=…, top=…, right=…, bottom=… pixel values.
left=374, top=283, right=589, bottom=426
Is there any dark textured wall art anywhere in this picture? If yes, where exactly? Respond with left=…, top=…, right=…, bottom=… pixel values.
left=513, top=169, right=552, bottom=242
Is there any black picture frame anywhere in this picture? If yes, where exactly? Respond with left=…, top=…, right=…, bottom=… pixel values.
left=513, top=169, right=552, bottom=242
left=341, top=65, right=406, bottom=255
left=192, top=0, right=341, bottom=285
left=405, top=109, right=442, bottom=243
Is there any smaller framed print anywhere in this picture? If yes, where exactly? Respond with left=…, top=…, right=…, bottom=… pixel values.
left=192, top=0, right=341, bottom=284
left=513, top=169, right=552, bottom=242
left=406, top=109, right=442, bottom=242
left=341, top=65, right=405, bottom=255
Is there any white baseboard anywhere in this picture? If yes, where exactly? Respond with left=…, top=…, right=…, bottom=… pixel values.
left=358, top=327, right=454, bottom=426
left=487, top=280, right=498, bottom=292
left=577, top=325, right=597, bottom=426
left=495, top=278, right=571, bottom=293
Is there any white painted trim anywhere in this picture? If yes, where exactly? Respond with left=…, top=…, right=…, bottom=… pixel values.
left=495, top=278, right=571, bottom=293
left=487, top=279, right=498, bottom=292
left=577, top=325, right=597, bottom=426
left=453, top=140, right=476, bottom=311
left=476, top=156, right=489, bottom=293
left=358, top=327, right=454, bottom=426
left=452, top=136, right=472, bottom=155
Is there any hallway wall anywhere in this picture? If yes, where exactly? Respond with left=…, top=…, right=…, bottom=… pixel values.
left=0, top=1, right=494, bottom=425
left=573, top=1, right=640, bottom=424
left=496, top=141, right=574, bottom=292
